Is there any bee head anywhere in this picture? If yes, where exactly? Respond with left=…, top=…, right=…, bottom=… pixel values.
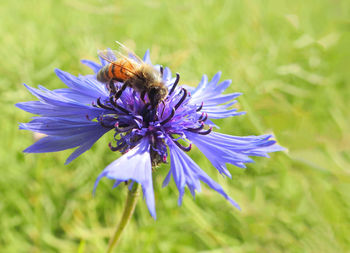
left=149, top=85, right=168, bottom=107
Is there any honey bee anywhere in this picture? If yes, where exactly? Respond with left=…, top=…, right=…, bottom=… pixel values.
left=97, top=42, right=172, bottom=108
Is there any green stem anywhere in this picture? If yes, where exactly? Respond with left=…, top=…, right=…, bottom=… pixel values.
left=107, top=182, right=140, bottom=253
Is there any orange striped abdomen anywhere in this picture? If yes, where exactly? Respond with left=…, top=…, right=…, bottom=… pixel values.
left=97, top=59, right=135, bottom=83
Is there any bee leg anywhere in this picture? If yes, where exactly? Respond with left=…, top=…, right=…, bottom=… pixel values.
left=140, top=90, right=147, bottom=103
left=142, top=102, right=151, bottom=110
left=108, top=79, right=117, bottom=94
left=114, top=81, right=129, bottom=100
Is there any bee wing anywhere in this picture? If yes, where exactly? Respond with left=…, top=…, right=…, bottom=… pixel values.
left=97, top=49, right=119, bottom=64
left=114, top=41, right=145, bottom=64
left=115, top=42, right=163, bottom=81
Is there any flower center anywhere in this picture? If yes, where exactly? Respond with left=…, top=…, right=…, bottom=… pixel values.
left=93, top=75, right=211, bottom=167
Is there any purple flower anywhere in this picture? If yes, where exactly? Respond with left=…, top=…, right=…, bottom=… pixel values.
left=17, top=49, right=284, bottom=219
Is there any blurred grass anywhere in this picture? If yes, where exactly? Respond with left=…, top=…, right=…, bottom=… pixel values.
left=1, top=0, right=349, bottom=252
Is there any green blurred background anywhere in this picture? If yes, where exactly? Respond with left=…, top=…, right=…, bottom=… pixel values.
left=1, top=0, right=349, bottom=252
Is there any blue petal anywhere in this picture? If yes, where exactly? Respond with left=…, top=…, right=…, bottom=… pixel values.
left=23, top=84, right=79, bottom=106
left=16, top=101, right=56, bottom=115
left=81, top=59, right=102, bottom=73
left=20, top=117, right=105, bottom=136
left=201, top=108, right=245, bottom=119
left=65, top=135, right=106, bottom=164
left=22, top=120, right=110, bottom=164
left=162, top=67, right=172, bottom=82
left=24, top=135, right=84, bottom=152
left=16, top=100, right=105, bottom=120
left=16, top=84, right=106, bottom=119
left=189, top=73, right=244, bottom=119
left=201, top=93, right=241, bottom=106
left=94, top=139, right=156, bottom=219
left=53, top=88, right=98, bottom=104
left=186, top=131, right=284, bottom=175
left=55, top=69, right=107, bottom=99
left=143, top=49, right=152, bottom=65
left=192, top=74, right=208, bottom=94
left=166, top=139, right=240, bottom=210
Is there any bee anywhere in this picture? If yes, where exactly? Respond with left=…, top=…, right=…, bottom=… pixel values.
left=97, top=42, right=175, bottom=108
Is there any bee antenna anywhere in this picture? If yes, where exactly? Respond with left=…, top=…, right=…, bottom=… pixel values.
left=168, top=73, right=180, bottom=96
left=160, top=66, right=164, bottom=77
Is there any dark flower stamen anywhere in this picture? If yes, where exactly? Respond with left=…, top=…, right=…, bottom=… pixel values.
left=109, top=96, right=117, bottom=107
left=99, top=117, right=115, bottom=129
left=116, top=105, right=131, bottom=114
left=197, top=127, right=213, bottom=135
left=198, top=112, right=208, bottom=122
left=196, top=102, right=204, bottom=112
left=108, top=96, right=131, bottom=115
left=114, top=122, right=135, bottom=133
left=160, top=108, right=176, bottom=125
left=173, top=140, right=192, bottom=152
left=169, top=73, right=180, bottom=96
left=174, top=88, right=188, bottom=110
left=186, top=122, right=205, bottom=132
left=97, top=97, right=113, bottom=110
left=109, top=142, right=125, bottom=152
left=160, top=100, right=166, bottom=118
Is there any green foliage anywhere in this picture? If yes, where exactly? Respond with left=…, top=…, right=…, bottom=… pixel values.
left=1, top=0, right=349, bottom=252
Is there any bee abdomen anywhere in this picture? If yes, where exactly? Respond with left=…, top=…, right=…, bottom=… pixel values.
left=97, top=64, right=111, bottom=83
